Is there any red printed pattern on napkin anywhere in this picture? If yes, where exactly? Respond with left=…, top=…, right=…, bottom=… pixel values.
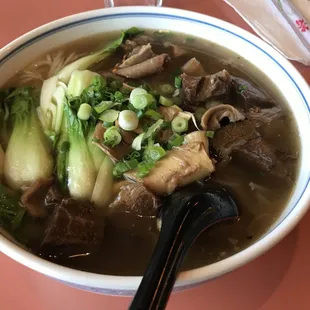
left=296, top=19, right=309, bottom=32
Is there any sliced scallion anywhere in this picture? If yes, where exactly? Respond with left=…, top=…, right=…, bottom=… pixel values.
left=113, top=159, right=139, bottom=177
left=118, top=110, right=139, bottom=131
left=145, top=109, right=163, bottom=121
left=206, top=130, right=215, bottom=138
left=99, top=109, right=119, bottom=123
left=94, top=101, right=120, bottom=114
left=159, top=95, right=173, bottom=107
left=174, top=76, right=182, bottom=89
left=103, top=126, right=122, bottom=147
left=160, top=84, right=175, bottom=95
left=130, top=87, right=147, bottom=102
left=136, top=161, right=155, bottom=178
left=131, top=94, right=154, bottom=110
left=168, top=133, right=184, bottom=148
left=77, top=103, right=92, bottom=121
left=171, top=116, right=188, bottom=133
left=144, top=146, right=166, bottom=162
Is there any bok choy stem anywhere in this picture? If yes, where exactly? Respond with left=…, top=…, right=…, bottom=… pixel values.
left=4, top=88, right=54, bottom=190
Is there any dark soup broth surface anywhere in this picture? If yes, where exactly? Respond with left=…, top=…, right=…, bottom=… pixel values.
left=0, top=29, right=299, bottom=276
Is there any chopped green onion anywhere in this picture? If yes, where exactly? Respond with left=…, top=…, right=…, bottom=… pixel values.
left=160, top=84, right=175, bottom=95
left=131, top=94, right=154, bottom=110
left=172, top=89, right=180, bottom=97
left=114, top=91, right=126, bottom=102
left=171, top=116, right=188, bottom=133
left=144, top=119, right=164, bottom=140
left=94, top=101, right=121, bottom=114
left=103, top=126, right=122, bottom=147
left=168, top=133, right=184, bottom=148
left=184, top=35, right=195, bottom=43
left=144, top=146, right=166, bottom=162
left=159, top=95, right=173, bottom=107
left=153, top=30, right=174, bottom=39
left=77, top=103, right=92, bottom=120
left=238, top=84, right=248, bottom=93
left=136, top=110, right=144, bottom=119
left=103, top=121, right=114, bottom=128
left=130, top=87, right=147, bottom=102
left=136, top=161, right=155, bottom=178
left=99, top=109, right=119, bottom=123
left=119, top=110, right=139, bottom=131
left=174, top=76, right=182, bottom=89
left=113, top=159, right=139, bottom=177
left=206, top=130, right=215, bottom=138
left=173, top=68, right=182, bottom=76
left=145, top=109, right=163, bottom=121
left=132, top=133, right=145, bottom=151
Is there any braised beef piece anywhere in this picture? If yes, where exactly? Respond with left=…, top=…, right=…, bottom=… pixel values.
left=21, top=178, right=53, bottom=218
left=181, top=69, right=276, bottom=110
left=45, top=186, right=62, bottom=205
left=231, top=77, right=275, bottom=110
left=181, top=70, right=231, bottom=104
left=211, top=117, right=295, bottom=180
left=41, top=198, right=104, bottom=249
left=212, top=120, right=259, bottom=159
left=109, top=183, right=161, bottom=217
left=121, top=35, right=154, bottom=53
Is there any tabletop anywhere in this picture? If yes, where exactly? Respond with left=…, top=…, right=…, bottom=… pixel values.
left=0, top=1, right=309, bottom=309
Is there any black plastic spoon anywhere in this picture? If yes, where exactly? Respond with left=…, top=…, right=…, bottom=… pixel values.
left=129, top=184, right=239, bottom=310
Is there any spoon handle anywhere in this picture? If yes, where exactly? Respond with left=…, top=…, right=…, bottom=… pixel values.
left=129, top=190, right=238, bottom=310
left=129, top=199, right=192, bottom=310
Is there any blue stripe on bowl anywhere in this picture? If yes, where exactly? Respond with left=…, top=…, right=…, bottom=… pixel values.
left=0, top=11, right=309, bottom=274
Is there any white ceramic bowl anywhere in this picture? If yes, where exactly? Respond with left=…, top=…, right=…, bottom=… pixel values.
left=0, top=6, right=310, bottom=296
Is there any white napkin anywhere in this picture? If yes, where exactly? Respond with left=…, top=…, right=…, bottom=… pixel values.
left=223, top=0, right=310, bottom=66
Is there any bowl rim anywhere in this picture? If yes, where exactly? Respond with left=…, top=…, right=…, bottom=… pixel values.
left=0, top=6, right=310, bottom=291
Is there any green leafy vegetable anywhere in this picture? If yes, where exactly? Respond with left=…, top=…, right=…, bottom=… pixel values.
left=67, top=70, right=100, bottom=97
left=4, top=87, right=54, bottom=190
left=113, top=159, right=139, bottom=177
left=91, top=155, right=114, bottom=208
left=0, top=183, right=25, bottom=232
left=63, top=103, right=97, bottom=200
left=206, top=130, right=215, bottom=138
left=57, top=27, right=143, bottom=84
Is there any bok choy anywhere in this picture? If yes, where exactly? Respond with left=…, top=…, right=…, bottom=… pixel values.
left=63, top=103, right=97, bottom=200
left=4, top=88, right=54, bottom=190
left=38, top=27, right=142, bottom=134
